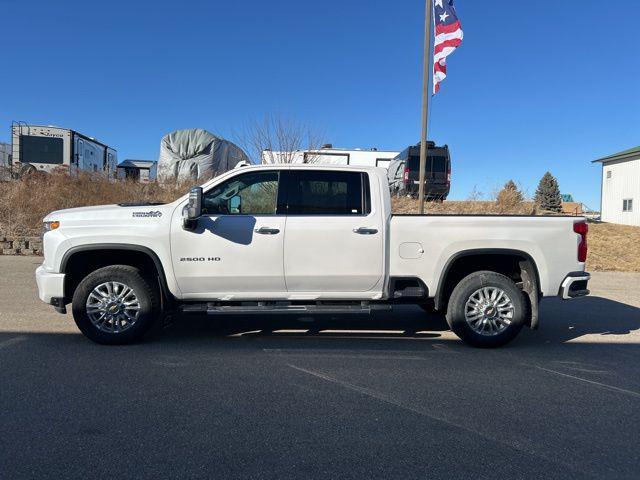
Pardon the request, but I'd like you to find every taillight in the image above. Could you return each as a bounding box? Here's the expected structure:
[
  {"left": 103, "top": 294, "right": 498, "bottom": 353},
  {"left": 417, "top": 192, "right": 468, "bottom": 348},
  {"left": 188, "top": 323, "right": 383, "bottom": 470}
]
[
  {"left": 574, "top": 221, "right": 588, "bottom": 262},
  {"left": 447, "top": 172, "right": 451, "bottom": 183},
  {"left": 403, "top": 167, "right": 409, "bottom": 183}
]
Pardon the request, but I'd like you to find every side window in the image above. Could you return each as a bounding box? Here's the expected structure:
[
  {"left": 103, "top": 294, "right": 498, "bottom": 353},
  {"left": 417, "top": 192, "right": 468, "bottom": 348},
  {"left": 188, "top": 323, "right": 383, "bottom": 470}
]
[
  {"left": 19, "top": 136, "right": 64, "bottom": 165},
  {"left": 623, "top": 199, "right": 633, "bottom": 212},
  {"left": 376, "top": 158, "right": 392, "bottom": 169},
  {"left": 286, "top": 170, "right": 370, "bottom": 215},
  {"left": 203, "top": 171, "right": 279, "bottom": 215}
]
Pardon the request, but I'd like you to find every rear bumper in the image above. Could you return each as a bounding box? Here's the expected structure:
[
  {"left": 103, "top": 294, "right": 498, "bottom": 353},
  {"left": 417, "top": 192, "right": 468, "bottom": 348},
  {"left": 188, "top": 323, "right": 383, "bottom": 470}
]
[
  {"left": 406, "top": 182, "right": 450, "bottom": 197},
  {"left": 35, "top": 265, "right": 65, "bottom": 304},
  {"left": 559, "top": 271, "right": 590, "bottom": 300}
]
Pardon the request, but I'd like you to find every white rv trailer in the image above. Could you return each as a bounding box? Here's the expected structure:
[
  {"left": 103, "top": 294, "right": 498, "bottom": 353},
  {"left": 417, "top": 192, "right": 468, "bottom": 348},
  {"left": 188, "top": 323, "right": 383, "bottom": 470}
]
[
  {"left": 262, "top": 145, "right": 400, "bottom": 169},
  {"left": 10, "top": 124, "right": 117, "bottom": 176}
]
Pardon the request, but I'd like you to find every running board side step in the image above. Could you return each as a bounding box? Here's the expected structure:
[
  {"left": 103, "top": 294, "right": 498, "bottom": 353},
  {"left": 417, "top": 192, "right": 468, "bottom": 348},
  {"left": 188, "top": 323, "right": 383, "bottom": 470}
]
[{"left": 180, "top": 302, "right": 392, "bottom": 315}]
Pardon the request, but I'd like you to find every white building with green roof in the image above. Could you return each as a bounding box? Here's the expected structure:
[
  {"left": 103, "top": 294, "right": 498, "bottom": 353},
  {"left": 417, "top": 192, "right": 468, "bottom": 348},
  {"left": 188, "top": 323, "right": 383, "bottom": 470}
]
[{"left": 593, "top": 146, "right": 640, "bottom": 226}]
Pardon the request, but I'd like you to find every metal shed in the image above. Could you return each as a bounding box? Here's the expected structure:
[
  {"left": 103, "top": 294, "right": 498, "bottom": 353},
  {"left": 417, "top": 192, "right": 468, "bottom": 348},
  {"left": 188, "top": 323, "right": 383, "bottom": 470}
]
[
  {"left": 117, "top": 159, "right": 158, "bottom": 183},
  {"left": 593, "top": 146, "right": 640, "bottom": 226}
]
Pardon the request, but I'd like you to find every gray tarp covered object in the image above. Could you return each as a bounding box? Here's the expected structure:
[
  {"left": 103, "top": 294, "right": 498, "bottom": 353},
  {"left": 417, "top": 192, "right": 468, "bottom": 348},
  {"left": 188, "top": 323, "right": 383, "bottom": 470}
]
[
  {"left": 157, "top": 129, "right": 251, "bottom": 183},
  {"left": 387, "top": 157, "right": 407, "bottom": 196}
]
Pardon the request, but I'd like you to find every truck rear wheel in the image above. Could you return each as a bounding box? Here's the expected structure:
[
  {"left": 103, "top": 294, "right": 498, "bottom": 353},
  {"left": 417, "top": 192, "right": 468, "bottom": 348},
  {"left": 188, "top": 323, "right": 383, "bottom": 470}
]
[
  {"left": 446, "top": 271, "right": 525, "bottom": 348},
  {"left": 71, "top": 265, "right": 160, "bottom": 345}
]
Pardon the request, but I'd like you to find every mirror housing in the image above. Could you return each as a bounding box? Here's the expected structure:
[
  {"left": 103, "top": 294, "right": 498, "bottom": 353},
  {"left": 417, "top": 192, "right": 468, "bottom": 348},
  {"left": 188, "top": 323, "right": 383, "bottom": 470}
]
[{"left": 183, "top": 187, "right": 203, "bottom": 230}]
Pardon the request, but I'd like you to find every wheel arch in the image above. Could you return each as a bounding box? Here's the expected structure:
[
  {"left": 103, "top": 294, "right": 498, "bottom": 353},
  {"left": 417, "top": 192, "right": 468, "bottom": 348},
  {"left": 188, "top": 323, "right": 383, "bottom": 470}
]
[
  {"left": 60, "top": 244, "right": 173, "bottom": 305},
  {"left": 434, "top": 248, "right": 541, "bottom": 327}
]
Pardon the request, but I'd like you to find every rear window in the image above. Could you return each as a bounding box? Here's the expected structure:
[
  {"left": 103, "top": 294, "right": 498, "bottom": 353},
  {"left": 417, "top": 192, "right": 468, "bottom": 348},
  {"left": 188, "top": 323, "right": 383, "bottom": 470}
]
[
  {"left": 407, "top": 154, "right": 448, "bottom": 173},
  {"left": 431, "top": 155, "right": 447, "bottom": 173},
  {"left": 20, "top": 136, "right": 64, "bottom": 164},
  {"left": 285, "top": 171, "right": 370, "bottom": 215}
]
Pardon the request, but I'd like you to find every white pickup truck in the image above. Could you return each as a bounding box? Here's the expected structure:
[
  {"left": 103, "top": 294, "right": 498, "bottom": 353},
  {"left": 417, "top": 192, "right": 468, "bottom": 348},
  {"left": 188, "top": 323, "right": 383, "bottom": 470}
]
[{"left": 36, "top": 165, "right": 590, "bottom": 347}]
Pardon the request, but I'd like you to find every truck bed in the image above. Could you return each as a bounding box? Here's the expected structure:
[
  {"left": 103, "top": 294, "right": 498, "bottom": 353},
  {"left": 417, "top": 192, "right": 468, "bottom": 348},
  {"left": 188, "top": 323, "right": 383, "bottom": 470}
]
[{"left": 389, "top": 214, "right": 583, "bottom": 297}]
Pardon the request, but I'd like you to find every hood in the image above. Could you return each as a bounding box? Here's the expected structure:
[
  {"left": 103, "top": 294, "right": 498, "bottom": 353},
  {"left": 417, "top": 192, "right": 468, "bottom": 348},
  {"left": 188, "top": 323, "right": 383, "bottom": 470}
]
[{"left": 43, "top": 202, "right": 177, "bottom": 225}]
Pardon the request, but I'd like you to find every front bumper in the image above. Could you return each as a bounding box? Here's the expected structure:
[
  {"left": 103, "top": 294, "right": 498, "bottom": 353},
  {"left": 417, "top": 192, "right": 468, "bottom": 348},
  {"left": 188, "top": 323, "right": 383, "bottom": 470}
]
[
  {"left": 559, "top": 271, "right": 590, "bottom": 300},
  {"left": 35, "top": 265, "right": 66, "bottom": 304}
]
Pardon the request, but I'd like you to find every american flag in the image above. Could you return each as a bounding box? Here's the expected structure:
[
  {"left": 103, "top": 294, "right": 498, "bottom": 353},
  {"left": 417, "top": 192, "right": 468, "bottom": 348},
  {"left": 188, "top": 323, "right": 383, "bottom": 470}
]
[{"left": 433, "top": 0, "right": 464, "bottom": 94}]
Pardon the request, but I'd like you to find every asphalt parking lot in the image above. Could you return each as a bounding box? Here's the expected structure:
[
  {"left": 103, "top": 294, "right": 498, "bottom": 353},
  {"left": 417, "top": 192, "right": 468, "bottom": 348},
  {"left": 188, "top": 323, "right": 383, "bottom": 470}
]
[{"left": 1, "top": 256, "right": 639, "bottom": 479}]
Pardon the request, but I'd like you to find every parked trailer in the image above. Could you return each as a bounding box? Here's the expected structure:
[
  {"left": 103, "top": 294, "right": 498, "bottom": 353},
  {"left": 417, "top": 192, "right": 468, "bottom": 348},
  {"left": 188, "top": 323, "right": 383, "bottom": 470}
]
[
  {"left": 262, "top": 145, "right": 400, "bottom": 169},
  {"left": 10, "top": 124, "right": 117, "bottom": 176}
]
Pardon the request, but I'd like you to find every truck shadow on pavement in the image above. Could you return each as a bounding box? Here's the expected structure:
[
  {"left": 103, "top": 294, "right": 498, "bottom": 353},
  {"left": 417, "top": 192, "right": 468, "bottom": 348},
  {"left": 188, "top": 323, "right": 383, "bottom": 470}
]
[{"left": 153, "top": 295, "right": 640, "bottom": 348}]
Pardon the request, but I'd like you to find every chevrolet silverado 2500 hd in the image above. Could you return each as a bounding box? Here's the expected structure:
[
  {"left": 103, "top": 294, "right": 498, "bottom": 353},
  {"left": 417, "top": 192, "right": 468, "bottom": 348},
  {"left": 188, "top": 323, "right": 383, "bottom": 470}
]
[{"left": 36, "top": 165, "right": 590, "bottom": 347}]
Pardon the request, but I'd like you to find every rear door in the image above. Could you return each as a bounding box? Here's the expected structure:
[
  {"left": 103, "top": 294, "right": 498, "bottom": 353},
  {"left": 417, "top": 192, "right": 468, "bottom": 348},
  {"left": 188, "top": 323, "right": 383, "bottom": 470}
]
[
  {"left": 74, "top": 138, "right": 84, "bottom": 173},
  {"left": 282, "top": 169, "right": 384, "bottom": 294},
  {"left": 429, "top": 153, "right": 449, "bottom": 183}
]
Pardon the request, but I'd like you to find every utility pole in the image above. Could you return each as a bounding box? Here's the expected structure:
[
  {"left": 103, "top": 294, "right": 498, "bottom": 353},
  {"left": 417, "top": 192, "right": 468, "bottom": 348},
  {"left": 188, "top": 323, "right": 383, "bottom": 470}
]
[{"left": 418, "top": 0, "right": 432, "bottom": 214}]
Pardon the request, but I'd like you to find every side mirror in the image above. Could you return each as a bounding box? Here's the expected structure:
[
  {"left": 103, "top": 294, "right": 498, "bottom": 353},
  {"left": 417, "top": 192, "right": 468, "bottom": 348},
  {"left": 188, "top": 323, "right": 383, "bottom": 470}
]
[
  {"left": 183, "top": 187, "right": 203, "bottom": 230},
  {"left": 229, "top": 195, "right": 241, "bottom": 214}
]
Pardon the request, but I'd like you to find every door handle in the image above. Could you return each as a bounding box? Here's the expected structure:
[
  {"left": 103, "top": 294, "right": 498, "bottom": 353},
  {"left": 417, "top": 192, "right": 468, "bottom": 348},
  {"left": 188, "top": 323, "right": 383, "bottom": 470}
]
[
  {"left": 254, "top": 227, "right": 280, "bottom": 235},
  {"left": 353, "top": 227, "right": 378, "bottom": 235}
]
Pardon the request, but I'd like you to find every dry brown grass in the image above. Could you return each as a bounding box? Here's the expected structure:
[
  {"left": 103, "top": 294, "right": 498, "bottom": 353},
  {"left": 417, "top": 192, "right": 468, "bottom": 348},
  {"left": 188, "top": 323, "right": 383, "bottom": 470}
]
[
  {"left": 587, "top": 222, "right": 640, "bottom": 272},
  {"left": 0, "top": 172, "right": 186, "bottom": 236},
  {"left": 391, "top": 197, "right": 538, "bottom": 215}
]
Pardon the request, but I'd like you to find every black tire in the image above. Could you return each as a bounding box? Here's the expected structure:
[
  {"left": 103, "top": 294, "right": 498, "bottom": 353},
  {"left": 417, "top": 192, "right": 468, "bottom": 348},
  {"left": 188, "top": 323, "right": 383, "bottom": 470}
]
[
  {"left": 446, "top": 271, "right": 525, "bottom": 348},
  {"left": 72, "top": 265, "right": 160, "bottom": 345}
]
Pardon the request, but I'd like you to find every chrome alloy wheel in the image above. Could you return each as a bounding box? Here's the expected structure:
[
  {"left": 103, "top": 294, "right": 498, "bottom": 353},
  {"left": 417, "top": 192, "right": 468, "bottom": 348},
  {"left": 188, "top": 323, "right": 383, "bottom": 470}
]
[
  {"left": 464, "top": 287, "right": 514, "bottom": 336},
  {"left": 86, "top": 282, "right": 141, "bottom": 333}
]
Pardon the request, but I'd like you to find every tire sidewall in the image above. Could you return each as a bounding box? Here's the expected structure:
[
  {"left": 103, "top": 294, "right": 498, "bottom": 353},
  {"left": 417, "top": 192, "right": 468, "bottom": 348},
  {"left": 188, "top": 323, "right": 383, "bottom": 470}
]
[
  {"left": 72, "top": 266, "right": 158, "bottom": 345},
  {"left": 446, "top": 271, "right": 526, "bottom": 348}
]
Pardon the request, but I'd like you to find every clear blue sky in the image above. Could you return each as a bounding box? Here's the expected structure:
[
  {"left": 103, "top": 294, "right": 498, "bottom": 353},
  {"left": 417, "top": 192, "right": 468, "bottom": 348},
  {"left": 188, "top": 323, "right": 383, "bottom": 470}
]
[{"left": 2, "top": 0, "right": 638, "bottom": 208}]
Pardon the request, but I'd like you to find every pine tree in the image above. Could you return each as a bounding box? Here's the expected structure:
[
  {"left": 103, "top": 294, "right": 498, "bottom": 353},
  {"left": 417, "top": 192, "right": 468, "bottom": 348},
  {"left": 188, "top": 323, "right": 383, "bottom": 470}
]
[
  {"left": 500, "top": 180, "right": 524, "bottom": 202},
  {"left": 496, "top": 180, "right": 524, "bottom": 211},
  {"left": 534, "top": 172, "right": 562, "bottom": 212}
]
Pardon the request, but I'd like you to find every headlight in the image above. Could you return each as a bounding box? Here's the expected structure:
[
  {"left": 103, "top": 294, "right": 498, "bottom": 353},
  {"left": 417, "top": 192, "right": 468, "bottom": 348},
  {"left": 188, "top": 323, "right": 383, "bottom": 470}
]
[{"left": 43, "top": 221, "right": 60, "bottom": 233}]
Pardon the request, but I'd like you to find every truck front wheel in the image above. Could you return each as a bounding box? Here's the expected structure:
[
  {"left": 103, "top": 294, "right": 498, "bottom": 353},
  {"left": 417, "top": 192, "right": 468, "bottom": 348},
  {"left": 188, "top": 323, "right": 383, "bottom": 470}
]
[
  {"left": 446, "top": 271, "right": 525, "bottom": 348},
  {"left": 71, "top": 265, "right": 160, "bottom": 345}
]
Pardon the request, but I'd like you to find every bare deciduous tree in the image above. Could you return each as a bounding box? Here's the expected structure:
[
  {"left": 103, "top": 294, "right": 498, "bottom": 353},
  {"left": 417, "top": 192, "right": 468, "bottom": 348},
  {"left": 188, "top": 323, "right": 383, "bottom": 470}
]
[{"left": 236, "top": 115, "right": 325, "bottom": 165}]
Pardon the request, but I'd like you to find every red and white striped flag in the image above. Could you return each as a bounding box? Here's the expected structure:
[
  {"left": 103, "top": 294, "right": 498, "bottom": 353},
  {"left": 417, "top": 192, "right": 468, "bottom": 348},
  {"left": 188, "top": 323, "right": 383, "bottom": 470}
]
[{"left": 433, "top": 0, "right": 464, "bottom": 94}]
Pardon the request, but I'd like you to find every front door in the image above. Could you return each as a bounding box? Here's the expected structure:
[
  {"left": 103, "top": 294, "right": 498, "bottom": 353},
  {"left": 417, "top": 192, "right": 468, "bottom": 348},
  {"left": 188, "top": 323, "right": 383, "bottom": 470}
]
[
  {"left": 282, "top": 169, "right": 384, "bottom": 295},
  {"left": 171, "top": 169, "right": 287, "bottom": 299}
]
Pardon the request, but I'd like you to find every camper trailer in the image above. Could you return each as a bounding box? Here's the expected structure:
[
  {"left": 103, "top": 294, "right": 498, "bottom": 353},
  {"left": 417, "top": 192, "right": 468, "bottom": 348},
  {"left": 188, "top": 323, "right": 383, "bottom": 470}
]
[
  {"left": 262, "top": 145, "right": 400, "bottom": 169},
  {"left": 10, "top": 124, "right": 117, "bottom": 176}
]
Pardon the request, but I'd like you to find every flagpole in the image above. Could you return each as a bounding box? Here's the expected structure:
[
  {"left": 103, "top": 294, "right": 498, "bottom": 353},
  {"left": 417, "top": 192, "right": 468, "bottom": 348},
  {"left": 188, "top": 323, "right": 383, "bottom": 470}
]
[{"left": 418, "top": 0, "right": 432, "bottom": 214}]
